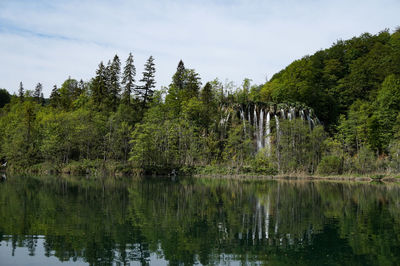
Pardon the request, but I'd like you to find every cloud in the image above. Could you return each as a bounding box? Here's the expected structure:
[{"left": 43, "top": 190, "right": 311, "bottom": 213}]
[{"left": 0, "top": 0, "right": 399, "bottom": 96}]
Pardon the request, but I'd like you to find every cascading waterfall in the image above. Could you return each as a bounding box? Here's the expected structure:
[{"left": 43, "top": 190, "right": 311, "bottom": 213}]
[
  {"left": 280, "top": 109, "right": 285, "bottom": 119},
  {"left": 253, "top": 106, "right": 257, "bottom": 134},
  {"left": 236, "top": 104, "right": 319, "bottom": 154},
  {"left": 275, "top": 115, "right": 280, "bottom": 142},
  {"left": 240, "top": 109, "right": 246, "bottom": 136},
  {"left": 307, "top": 113, "right": 312, "bottom": 129},
  {"left": 247, "top": 106, "right": 251, "bottom": 136},
  {"left": 258, "top": 109, "right": 264, "bottom": 151},
  {"left": 265, "top": 112, "right": 271, "bottom": 156}
]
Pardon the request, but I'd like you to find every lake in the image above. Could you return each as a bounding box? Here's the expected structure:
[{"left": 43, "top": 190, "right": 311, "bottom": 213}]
[{"left": 0, "top": 176, "right": 400, "bottom": 265}]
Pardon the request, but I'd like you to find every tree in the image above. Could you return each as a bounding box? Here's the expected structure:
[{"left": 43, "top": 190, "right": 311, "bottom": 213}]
[
  {"left": 368, "top": 74, "right": 400, "bottom": 152},
  {"left": 121, "top": 53, "right": 136, "bottom": 105},
  {"left": 172, "top": 60, "right": 186, "bottom": 91},
  {"left": 33, "top": 83, "right": 43, "bottom": 103},
  {"left": 59, "top": 78, "right": 79, "bottom": 110},
  {"left": 49, "top": 85, "right": 61, "bottom": 108},
  {"left": 91, "top": 62, "right": 107, "bottom": 108},
  {"left": 138, "top": 56, "right": 156, "bottom": 107},
  {"left": 108, "top": 54, "right": 121, "bottom": 110},
  {"left": 0, "top": 89, "right": 11, "bottom": 108},
  {"left": 18, "top": 82, "right": 24, "bottom": 102},
  {"left": 183, "top": 69, "right": 201, "bottom": 100}
]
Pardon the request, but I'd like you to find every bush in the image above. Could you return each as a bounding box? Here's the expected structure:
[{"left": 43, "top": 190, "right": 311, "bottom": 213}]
[
  {"left": 316, "top": 155, "right": 342, "bottom": 175},
  {"left": 354, "top": 146, "right": 376, "bottom": 174},
  {"left": 250, "top": 152, "right": 278, "bottom": 175}
]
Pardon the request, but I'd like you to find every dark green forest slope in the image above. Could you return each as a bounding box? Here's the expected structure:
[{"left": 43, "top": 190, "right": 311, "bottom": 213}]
[{"left": 1, "top": 29, "right": 400, "bottom": 176}]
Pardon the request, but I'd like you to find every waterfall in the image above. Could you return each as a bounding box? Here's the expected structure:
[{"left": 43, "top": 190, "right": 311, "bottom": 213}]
[
  {"left": 253, "top": 106, "right": 257, "bottom": 131},
  {"left": 265, "top": 112, "right": 271, "bottom": 156},
  {"left": 275, "top": 115, "right": 280, "bottom": 141},
  {"left": 253, "top": 106, "right": 258, "bottom": 152},
  {"left": 290, "top": 107, "right": 295, "bottom": 119},
  {"left": 258, "top": 109, "right": 264, "bottom": 151},
  {"left": 275, "top": 114, "right": 281, "bottom": 172},
  {"left": 247, "top": 106, "right": 251, "bottom": 135},
  {"left": 233, "top": 104, "right": 320, "bottom": 155},
  {"left": 307, "top": 113, "right": 312, "bottom": 129},
  {"left": 224, "top": 112, "right": 230, "bottom": 131},
  {"left": 240, "top": 109, "right": 246, "bottom": 135}
]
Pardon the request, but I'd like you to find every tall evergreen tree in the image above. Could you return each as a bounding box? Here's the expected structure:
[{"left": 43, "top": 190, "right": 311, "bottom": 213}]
[
  {"left": 50, "top": 85, "right": 61, "bottom": 108},
  {"left": 18, "top": 82, "right": 24, "bottom": 102},
  {"left": 91, "top": 62, "right": 107, "bottom": 107},
  {"left": 138, "top": 56, "right": 156, "bottom": 106},
  {"left": 40, "top": 92, "right": 45, "bottom": 106},
  {"left": 109, "top": 54, "right": 121, "bottom": 110},
  {"left": 184, "top": 69, "right": 201, "bottom": 99},
  {"left": 172, "top": 60, "right": 186, "bottom": 91},
  {"left": 121, "top": 53, "right": 136, "bottom": 105},
  {"left": 34, "top": 83, "right": 43, "bottom": 103}
]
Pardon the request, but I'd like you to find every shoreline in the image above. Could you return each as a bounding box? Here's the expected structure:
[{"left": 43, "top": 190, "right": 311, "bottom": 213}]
[
  {"left": 193, "top": 173, "right": 400, "bottom": 182},
  {"left": 2, "top": 168, "right": 400, "bottom": 183}
]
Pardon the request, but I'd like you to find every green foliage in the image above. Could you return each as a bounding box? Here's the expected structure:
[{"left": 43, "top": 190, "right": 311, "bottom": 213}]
[
  {"left": 316, "top": 155, "right": 342, "bottom": 175},
  {"left": 138, "top": 55, "right": 156, "bottom": 106},
  {"left": 121, "top": 52, "right": 136, "bottom": 105},
  {"left": 0, "top": 100, "right": 42, "bottom": 168},
  {"left": 277, "top": 120, "right": 326, "bottom": 173},
  {"left": 0, "top": 88, "right": 11, "bottom": 108},
  {"left": 353, "top": 146, "right": 377, "bottom": 174},
  {"left": 2, "top": 30, "right": 400, "bottom": 176},
  {"left": 250, "top": 151, "right": 277, "bottom": 175}
]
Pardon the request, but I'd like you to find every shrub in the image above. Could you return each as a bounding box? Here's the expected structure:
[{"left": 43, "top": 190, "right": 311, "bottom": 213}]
[{"left": 316, "top": 155, "right": 342, "bottom": 175}]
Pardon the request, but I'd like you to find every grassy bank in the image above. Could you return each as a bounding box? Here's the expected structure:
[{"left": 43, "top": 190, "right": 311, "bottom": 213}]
[
  {"left": 193, "top": 171, "right": 400, "bottom": 182},
  {"left": 4, "top": 165, "right": 400, "bottom": 183}
]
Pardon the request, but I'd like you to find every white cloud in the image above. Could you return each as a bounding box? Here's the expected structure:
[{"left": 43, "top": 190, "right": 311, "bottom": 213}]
[{"left": 0, "top": 0, "right": 399, "bottom": 96}]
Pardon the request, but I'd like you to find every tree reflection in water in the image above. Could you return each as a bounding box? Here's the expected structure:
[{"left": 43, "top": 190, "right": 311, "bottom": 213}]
[{"left": 1, "top": 176, "right": 400, "bottom": 265}]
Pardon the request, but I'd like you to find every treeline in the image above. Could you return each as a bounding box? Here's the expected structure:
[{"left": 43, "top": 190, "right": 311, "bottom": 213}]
[{"left": 1, "top": 29, "right": 400, "bottom": 176}]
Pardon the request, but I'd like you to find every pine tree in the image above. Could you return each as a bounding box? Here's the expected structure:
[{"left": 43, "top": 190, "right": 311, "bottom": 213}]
[
  {"left": 50, "top": 85, "right": 61, "bottom": 107},
  {"left": 19, "top": 82, "right": 24, "bottom": 102},
  {"left": 172, "top": 60, "right": 186, "bottom": 91},
  {"left": 34, "top": 83, "right": 43, "bottom": 103},
  {"left": 184, "top": 69, "right": 201, "bottom": 99},
  {"left": 121, "top": 53, "right": 136, "bottom": 105},
  {"left": 138, "top": 56, "right": 156, "bottom": 106},
  {"left": 91, "top": 62, "right": 107, "bottom": 107},
  {"left": 40, "top": 92, "right": 45, "bottom": 105},
  {"left": 109, "top": 54, "right": 121, "bottom": 109}
]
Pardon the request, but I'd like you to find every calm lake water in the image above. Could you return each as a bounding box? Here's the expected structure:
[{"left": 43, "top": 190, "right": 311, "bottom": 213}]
[{"left": 1, "top": 176, "right": 400, "bottom": 265}]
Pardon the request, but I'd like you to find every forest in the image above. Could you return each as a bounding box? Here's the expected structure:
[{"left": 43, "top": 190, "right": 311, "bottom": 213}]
[{"left": 1, "top": 29, "right": 400, "bottom": 177}]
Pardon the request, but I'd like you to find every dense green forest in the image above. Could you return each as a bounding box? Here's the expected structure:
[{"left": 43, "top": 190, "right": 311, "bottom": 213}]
[{"left": 1, "top": 29, "right": 400, "bottom": 176}]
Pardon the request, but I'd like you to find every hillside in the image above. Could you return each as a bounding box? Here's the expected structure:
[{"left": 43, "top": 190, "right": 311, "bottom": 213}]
[{"left": 1, "top": 29, "right": 400, "bottom": 176}]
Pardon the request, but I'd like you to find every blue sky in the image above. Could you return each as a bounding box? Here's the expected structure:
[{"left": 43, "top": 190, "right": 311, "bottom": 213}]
[{"left": 0, "top": 0, "right": 399, "bottom": 96}]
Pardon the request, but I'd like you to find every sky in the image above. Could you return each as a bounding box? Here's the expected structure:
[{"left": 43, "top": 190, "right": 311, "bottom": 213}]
[{"left": 0, "top": 0, "right": 399, "bottom": 96}]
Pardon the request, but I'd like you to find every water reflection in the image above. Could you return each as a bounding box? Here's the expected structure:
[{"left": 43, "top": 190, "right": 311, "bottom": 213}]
[{"left": 0, "top": 177, "right": 400, "bottom": 265}]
